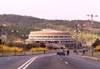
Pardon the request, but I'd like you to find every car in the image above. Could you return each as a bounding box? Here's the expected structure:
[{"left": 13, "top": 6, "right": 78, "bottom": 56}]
[{"left": 57, "top": 49, "right": 65, "bottom": 56}]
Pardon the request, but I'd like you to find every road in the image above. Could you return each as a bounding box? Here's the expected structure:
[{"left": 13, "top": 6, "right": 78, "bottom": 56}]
[{"left": 0, "top": 53, "right": 100, "bottom": 69}]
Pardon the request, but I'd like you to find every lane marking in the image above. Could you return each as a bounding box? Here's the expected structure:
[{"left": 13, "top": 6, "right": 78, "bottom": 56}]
[
  {"left": 65, "top": 62, "right": 68, "bottom": 64},
  {"left": 60, "top": 58, "right": 62, "bottom": 60},
  {"left": 18, "top": 57, "right": 34, "bottom": 69},
  {"left": 18, "top": 57, "right": 37, "bottom": 69},
  {"left": 8, "top": 58, "right": 10, "bottom": 60},
  {"left": 23, "top": 57, "right": 37, "bottom": 69},
  {"left": 18, "top": 54, "right": 55, "bottom": 69}
]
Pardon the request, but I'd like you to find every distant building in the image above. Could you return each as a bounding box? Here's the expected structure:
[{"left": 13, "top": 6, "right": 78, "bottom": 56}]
[
  {"left": 2, "top": 24, "right": 7, "bottom": 27},
  {"left": 0, "top": 34, "right": 7, "bottom": 43},
  {"left": 26, "top": 29, "right": 74, "bottom": 44}
]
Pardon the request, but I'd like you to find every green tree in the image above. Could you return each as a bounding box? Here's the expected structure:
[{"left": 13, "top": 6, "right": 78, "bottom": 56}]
[
  {"left": 40, "top": 41, "right": 46, "bottom": 48},
  {"left": 92, "top": 39, "right": 100, "bottom": 48}
]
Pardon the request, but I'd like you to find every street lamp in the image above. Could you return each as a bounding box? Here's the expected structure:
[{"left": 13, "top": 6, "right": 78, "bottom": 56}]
[
  {"left": 22, "top": 34, "right": 28, "bottom": 55},
  {"left": 87, "top": 14, "right": 98, "bottom": 56},
  {"left": 12, "top": 30, "right": 19, "bottom": 56},
  {"left": 77, "top": 24, "right": 86, "bottom": 47},
  {"left": 74, "top": 25, "right": 81, "bottom": 54},
  {"left": 77, "top": 23, "right": 86, "bottom": 55},
  {"left": 1, "top": 24, "right": 6, "bottom": 56}
]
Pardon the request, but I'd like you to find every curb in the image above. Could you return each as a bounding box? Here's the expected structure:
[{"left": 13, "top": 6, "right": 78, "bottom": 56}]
[
  {"left": 73, "top": 55, "right": 100, "bottom": 61},
  {"left": 0, "top": 52, "right": 56, "bottom": 57}
]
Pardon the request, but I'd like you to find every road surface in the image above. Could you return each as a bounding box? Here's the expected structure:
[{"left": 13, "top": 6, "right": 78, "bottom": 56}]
[{"left": 0, "top": 53, "right": 100, "bottom": 69}]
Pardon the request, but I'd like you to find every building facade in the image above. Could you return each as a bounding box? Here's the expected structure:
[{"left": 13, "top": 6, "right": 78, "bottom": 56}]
[{"left": 26, "top": 29, "right": 74, "bottom": 44}]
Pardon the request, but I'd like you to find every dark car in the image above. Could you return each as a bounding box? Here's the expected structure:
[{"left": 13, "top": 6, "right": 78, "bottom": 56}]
[
  {"left": 73, "top": 50, "right": 77, "bottom": 53},
  {"left": 57, "top": 49, "right": 65, "bottom": 56}
]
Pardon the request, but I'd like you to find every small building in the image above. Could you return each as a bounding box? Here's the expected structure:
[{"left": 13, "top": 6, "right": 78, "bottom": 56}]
[
  {"left": 0, "top": 34, "right": 7, "bottom": 44},
  {"left": 26, "top": 29, "right": 74, "bottom": 44}
]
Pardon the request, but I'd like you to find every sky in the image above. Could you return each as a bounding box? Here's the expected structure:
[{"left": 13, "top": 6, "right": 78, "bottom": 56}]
[{"left": 0, "top": 0, "right": 100, "bottom": 21}]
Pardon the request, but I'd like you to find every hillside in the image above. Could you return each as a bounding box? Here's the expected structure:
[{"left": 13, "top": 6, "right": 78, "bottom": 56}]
[
  {"left": 0, "top": 14, "right": 45, "bottom": 26},
  {"left": 0, "top": 14, "right": 100, "bottom": 29},
  {"left": 0, "top": 14, "right": 100, "bottom": 44}
]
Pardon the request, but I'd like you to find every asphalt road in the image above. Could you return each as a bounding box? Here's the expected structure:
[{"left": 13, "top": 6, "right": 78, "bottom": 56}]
[{"left": 0, "top": 53, "right": 100, "bottom": 69}]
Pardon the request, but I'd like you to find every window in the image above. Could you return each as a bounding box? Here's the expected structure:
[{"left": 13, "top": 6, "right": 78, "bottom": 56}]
[
  {"left": 43, "top": 36, "right": 47, "bottom": 38},
  {"left": 68, "top": 36, "right": 70, "bottom": 38},
  {"left": 60, "top": 36, "right": 63, "bottom": 38},
  {"left": 54, "top": 36, "right": 58, "bottom": 38},
  {"left": 48, "top": 36, "right": 53, "bottom": 38},
  {"left": 67, "top": 39, "right": 70, "bottom": 40},
  {"left": 38, "top": 36, "right": 42, "bottom": 38},
  {"left": 65, "top": 36, "right": 67, "bottom": 38},
  {"left": 34, "top": 36, "right": 37, "bottom": 38},
  {"left": 29, "top": 35, "right": 33, "bottom": 39}
]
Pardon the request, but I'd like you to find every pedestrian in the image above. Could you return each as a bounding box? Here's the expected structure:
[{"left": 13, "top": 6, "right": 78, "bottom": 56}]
[
  {"left": 44, "top": 50, "right": 45, "bottom": 53},
  {"left": 79, "top": 50, "right": 82, "bottom": 55},
  {"left": 67, "top": 50, "right": 70, "bottom": 56},
  {"left": 73, "top": 49, "right": 77, "bottom": 55},
  {"left": 83, "top": 50, "right": 85, "bottom": 55}
]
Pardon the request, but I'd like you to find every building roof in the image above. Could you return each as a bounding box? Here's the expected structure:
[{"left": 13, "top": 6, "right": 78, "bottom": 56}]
[{"left": 30, "top": 29, "right": 70, "bottom": 35}]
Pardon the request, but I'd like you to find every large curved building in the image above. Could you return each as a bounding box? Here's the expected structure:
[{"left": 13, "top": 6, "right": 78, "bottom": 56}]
[{"left": 26, "top": 29, "right": 74, "bottom": 44}]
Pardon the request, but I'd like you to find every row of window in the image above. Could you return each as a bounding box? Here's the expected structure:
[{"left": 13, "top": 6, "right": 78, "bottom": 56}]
[{"left": 29, "top": 35, "right": 71, "bottom": 39}]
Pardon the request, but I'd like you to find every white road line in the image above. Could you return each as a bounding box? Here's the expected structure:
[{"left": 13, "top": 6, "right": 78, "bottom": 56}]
[
  {"left": 17, "top": 57, "right": 37, "bottom": 69},
  {"left": 65, "top": 62, "right": 68, "bottom": 64},
  {"left": 18, "top": 54, "right": 55, "bottom": 69},
  {"left": 23, "top": 57, "right": 37, "bottom": 69},
  {"left": 18, "top": 57, "right": 33, "bottom": 69},
  {"left": 8, "top": 58, "right": 10, "bottom": 60},
  {"left": 60, "top": 58, "right": 62, "bottom": 60}
]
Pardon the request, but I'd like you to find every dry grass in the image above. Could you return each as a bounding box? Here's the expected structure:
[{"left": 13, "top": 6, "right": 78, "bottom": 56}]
[{"left": 85, "top": 51, "right": 100, "bottom": 56}]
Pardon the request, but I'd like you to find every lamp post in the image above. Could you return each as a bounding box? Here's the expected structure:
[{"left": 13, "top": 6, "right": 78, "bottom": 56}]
[
  {"left": 87, "top": 14, "right": 98, "bottom": 56},
  {"left": 77, "top": 24, "right": 86, "bottom": 47},
  {"left": 74, "top": 25, "right": 81, "bottom": 54},
  {"left": 77, "top": 24, "right": 86, "bottom": 55},
  {"left": 1, "top": 25, "right": 6, "bottom": 56},
  {"left": 12, "top": 30, "right": 19, "bottom": 56},
  {"left": 32, "top": 44, "right": 33, "bottom": 55},
  {"left": 22, "top": 34, "right": 27, "bottom": 55}
]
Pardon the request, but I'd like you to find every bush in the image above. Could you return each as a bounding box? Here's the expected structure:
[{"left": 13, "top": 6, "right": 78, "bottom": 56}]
[
  {"left": 94, "top": 45, "right": 100, "bottom": 51},
  {"left": 0, "top": 45, "right": 23, "bottom": 52},
  {"left": 30, "top": 47, "right": 49, "bottom": 52}
]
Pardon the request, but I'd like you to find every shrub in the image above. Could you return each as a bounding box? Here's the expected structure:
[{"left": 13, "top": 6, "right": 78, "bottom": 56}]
[
  {"left": 30, "top": 47, "right": 49, "bottom": 52},
  {"left": 0, "top": 45, "right": 23, "bottom": 52},
  {"left": 94, "top": 45, "right": 100, "bottom": 51}
]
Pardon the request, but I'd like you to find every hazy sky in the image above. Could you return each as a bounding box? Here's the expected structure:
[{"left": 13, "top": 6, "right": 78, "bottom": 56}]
[{"left": 0, "top": 0, "right": 100, "bottom": 21}]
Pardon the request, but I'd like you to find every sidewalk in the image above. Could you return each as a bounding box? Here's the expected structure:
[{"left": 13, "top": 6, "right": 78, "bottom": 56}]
[{"left": 73, "top": 54, "right": 100, "bottom": 61}]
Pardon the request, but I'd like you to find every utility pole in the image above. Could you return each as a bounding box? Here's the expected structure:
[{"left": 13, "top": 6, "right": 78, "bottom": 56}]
[
  {"left": 22, "top": 34, "right": 27, "bottom": 55},
  {"left": 87, "top": 14, "right": 98, "bottom": 56},
  {"left": 74, "top": 24, "right": 80, "bottom": 55},
  {"left": 12, "top": 30, "right": 19, "bottom": 56},
  {"left": 1, "top": 25, "right": 6, "bottom": 56},
  {"left": 77, "top": 24, "right": 86, "bottom": 48}
]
